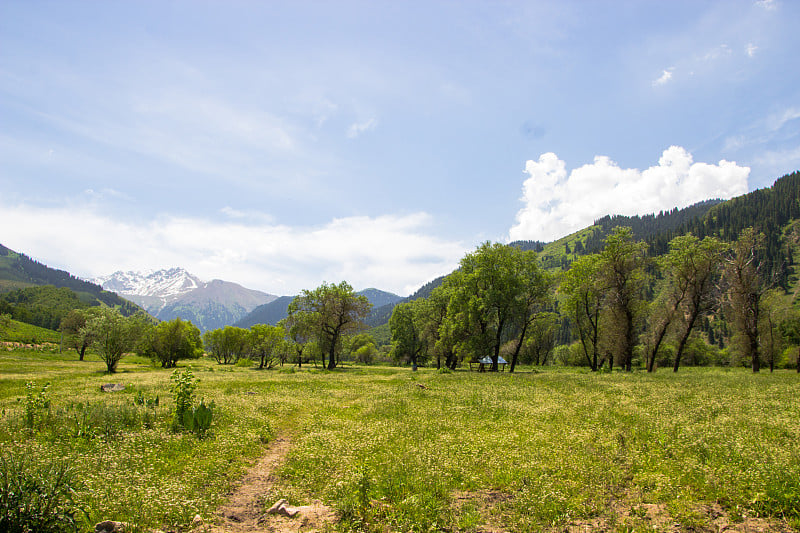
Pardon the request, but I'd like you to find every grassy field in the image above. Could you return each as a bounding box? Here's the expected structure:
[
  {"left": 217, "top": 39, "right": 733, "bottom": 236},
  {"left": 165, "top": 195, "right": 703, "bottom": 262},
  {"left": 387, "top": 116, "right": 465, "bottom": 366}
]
[
  {"left": 0, "top": 350, "right": 798, "bottom": 532},
  {"left": 0, "top": 317, "right": 61, "bottom": 344}
]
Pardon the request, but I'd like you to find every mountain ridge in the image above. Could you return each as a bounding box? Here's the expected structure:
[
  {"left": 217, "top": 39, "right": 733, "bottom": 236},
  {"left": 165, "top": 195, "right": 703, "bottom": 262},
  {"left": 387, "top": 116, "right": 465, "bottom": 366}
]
[
  {"left": 235, "top": 288, "right": 403, "bottom": 328},
  {"left": 93, "top": 268, "right": 277, "bottom": 331}
]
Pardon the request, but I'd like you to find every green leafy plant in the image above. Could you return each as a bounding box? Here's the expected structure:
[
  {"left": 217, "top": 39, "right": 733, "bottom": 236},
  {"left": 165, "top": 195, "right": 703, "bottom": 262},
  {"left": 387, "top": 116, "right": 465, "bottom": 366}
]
[
  {"left": 0, "top": 451, "right": 81, "bottom": 532},
  {"left": 183, "top": 398, "right": 215, "bottom": 437},
  {"left": 21, "top": 381, "right": 50, "bottom": 429},
  {"left": 170, "top": 368, "right": 197, "bottom": 431},
  {"left": 170, "top": 368, "right": 213, "bottom": 436}
]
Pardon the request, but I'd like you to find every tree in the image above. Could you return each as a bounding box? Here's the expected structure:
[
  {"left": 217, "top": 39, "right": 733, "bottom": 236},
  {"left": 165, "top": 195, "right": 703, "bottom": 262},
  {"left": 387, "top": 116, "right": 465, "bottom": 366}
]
[
  {"left": 390, "top": 302, "right": 425, "bottom": 370},
  {"left": 519, "top": 312, "right": 558, "bottom": 366},
  {"left": 248, "top": 324, "right": 286, "bottom": 369},
  {"left": 646, "top": 235, "right": 726, "bottom": 372},
  {"left": 286, "top": 281, "right": 371, "bottom": 370},
  {"left": 143, "top": 318, "right": 203, "bottom": 368},
  {"left": 507, "top": 253, "right": 552, "bottom": 372},
  {"left": 778, "top": 310, "right": 800, "bottom": 373},
  {"left": 598, "top": 227, "right": 648, "bottom": 371},
  {"left": 760, "top": 289, "right": 788, "bottom": 373},
  {"left": 347, "top": 333, "right": 379, "bottom": 365},
  {"left": 725, "top": 228, "right": 772, "bottom": 372},
  {"left": 560, "top": 254, "right": 604, "bottom": 371},
  {"left": 415, "top": 283, "right": 456, "bottom": 369},
  {"left": 82, "top": 308, "right": 146, "bottom": 372},
  {"left": 59, "top": 309, "right": 94, "bottom": 361},
  {"left": 445, "top": 242, "right": 522, "bottom": 371},
  {"left": 279, "top": 313, "right": 316, "bottom": 368},
  {"left": 202, "top": 326, "right": 250, "bottom": 364}
]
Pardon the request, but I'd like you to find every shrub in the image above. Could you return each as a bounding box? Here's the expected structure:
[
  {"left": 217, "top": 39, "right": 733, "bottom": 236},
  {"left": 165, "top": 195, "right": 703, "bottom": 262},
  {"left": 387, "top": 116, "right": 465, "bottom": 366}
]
[
  {"left": 0, "top": 451, "right": 80, "bottom": 532},
  {"left": 235, "top": 357, "right": 254, "bottom": 368}
]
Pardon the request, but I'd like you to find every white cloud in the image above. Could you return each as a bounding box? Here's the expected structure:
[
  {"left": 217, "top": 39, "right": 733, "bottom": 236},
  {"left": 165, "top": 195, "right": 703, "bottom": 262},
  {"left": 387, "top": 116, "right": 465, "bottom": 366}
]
[
  {"left": 508, "top": 146, "right": 750, "bottom": 242},
  {"left": 0, "top": 204, "right": 465, "bottom": 297},
  {"left": 652, "top": 69, "right": 673, "bottom": 86},
  {"left": 755, "top": 145, "right": 800, "bottom": 176},
  {"left": 699, "top": 44, "right": 732, "bottom": 62},
  {"left": 766, "top": 107, "right": 800, "bottom": 132},
  {"left": 746, "top": 43, "right": 758, "bottom": 57},
  {"left": 347, "top": 118, "right": 378, "bottom": 138},
  {"left": 756, "top": 0, "right": 777, "bottom": 10}
]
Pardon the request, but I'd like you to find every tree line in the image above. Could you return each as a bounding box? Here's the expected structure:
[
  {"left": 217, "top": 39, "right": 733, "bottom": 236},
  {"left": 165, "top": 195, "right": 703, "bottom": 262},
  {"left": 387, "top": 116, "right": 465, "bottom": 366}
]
[
  {"left": 54, "top": 224, "right": 800, "bottom": 375},
  {"left": 389, "top": 227, "right": 800, "bottom": 374},
  {"left": 57, "top": 281, "right": 376, "bottom": 372}
]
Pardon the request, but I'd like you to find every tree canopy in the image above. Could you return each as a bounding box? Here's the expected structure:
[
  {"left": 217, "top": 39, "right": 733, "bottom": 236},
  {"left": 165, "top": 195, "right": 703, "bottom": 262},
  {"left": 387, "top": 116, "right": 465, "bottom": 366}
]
[{"left": 286, "top": 281, "right": 371, "bottom": 370}]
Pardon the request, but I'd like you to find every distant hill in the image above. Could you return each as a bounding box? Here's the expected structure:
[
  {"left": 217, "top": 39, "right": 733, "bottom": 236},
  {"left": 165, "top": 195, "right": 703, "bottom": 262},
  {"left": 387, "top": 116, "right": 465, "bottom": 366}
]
[
  {"left": 234, "top": 295, "right": 294, "bottom": 328},
  {"left": 359, "top": 288, "right": 404, "bottom": 309},
  {"left": 0, "top": 243, "right": 141, "bottom": 317},
  {"left": 235, "top": 288, "right": 402, "bottom": 328},
  {"left": 94, "top": 269, "right": 276, "bottom": 332}
]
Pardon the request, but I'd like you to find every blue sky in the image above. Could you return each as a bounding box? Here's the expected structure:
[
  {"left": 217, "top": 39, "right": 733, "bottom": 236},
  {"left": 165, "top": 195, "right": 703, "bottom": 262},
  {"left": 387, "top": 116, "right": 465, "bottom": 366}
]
[{"left": 1, "top": 0, "right": 798, "bottom": 296}]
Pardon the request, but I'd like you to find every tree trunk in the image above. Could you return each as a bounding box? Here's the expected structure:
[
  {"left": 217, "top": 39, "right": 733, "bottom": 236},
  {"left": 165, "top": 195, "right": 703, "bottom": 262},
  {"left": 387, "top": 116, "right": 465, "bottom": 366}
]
[
  {"left": 649, "top": 320, "right": 670, "bottom": 373},
  {"left": 624, "top": 308, "right": 634, "bottom": 372},
  {"left": 796, "top": 347, "right": 799, "bottom": 373},
  {"left": 79, "top": 345, "right": 86, "bottom": 361},
  {"left": 447, "top": 351, "right": 458, "bottom": 370},
  {"left": 751, "top": 334, "right": 760, "bottom": 372},
  {"left": 327, "top": 345, "right": 336, "bottom": 370},
  {"left": 510, "top": 320, "right": 531, "bottom": 373},
  {"left": 673, "top": 310, "right": 700, "bottom": 373}
]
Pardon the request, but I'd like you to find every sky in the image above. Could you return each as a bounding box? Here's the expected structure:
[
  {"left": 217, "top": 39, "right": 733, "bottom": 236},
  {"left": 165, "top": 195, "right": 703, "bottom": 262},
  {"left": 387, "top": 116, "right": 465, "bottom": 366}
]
[{"left": 1, "top": 0, "right": 799, "bottom": 296}]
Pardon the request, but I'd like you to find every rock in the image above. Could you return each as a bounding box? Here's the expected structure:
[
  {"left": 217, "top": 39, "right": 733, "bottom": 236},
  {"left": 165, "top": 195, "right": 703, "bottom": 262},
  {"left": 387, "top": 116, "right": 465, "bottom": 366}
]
[
  {"left": 267, "top": 498, "right": 301, "bottom": 518},
  {"left": 279, "top": 505, "right": 300, "bottom": 518},
  {"left": 100, "top": 383, "right": 125, "bottom": 392},
  {"left": 95, "top": 521, "right": 127, "bottom": 533},
  {"left": 190, "top": 514, "right": 204, "bottom": 528},
  {"left": 267, "top": 498, "right": 288, "bottom": 514}
]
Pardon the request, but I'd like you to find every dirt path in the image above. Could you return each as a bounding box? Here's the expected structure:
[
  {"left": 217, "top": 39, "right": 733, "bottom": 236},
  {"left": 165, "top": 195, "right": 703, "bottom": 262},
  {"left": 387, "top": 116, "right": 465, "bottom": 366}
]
[{"left": 202, "top": 436, "right": 336, "bottom": 533}]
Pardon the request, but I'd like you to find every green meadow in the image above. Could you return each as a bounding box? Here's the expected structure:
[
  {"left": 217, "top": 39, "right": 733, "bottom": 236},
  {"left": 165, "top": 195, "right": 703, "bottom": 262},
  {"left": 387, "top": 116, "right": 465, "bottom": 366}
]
[{"left": 0, "top": 350, "right": 798, "bottom": 532}]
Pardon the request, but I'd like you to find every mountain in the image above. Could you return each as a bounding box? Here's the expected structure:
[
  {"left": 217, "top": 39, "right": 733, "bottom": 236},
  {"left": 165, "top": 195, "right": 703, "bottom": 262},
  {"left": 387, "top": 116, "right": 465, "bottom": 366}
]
[
  {"left": 235, "top": 288, "right": 403, "bottom": 328},
  {"left": 92, "top": 267, "right": 202, "bottom": 300},
  {"left": 360, "top": 288, "right": 404, "bottom": 308},
  {"left": 234, "top": 296, "right": 294, "bottom": 328},
  {"left": 0, "top": 243, "right": 141, "bottom": 317},
  {"left": 94, "top": 269, "right": 276, "bottom": 332}
]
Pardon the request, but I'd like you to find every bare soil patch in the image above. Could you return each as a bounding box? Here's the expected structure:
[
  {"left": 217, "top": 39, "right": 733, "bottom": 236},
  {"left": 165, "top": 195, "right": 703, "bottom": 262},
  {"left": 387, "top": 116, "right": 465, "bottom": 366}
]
[
  {"left": 201, "top": 436, "right": 337, "bottom": 533},
  {"left": 451, "top": 489, "right": 513, "bottom": 533},
  {"left": 564, "top": 499, "right": 797, "bottom": 532}
]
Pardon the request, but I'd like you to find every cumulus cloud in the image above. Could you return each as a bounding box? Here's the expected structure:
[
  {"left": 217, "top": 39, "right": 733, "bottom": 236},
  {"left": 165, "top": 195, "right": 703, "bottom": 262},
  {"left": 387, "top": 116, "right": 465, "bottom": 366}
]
[
  {"left": 0, "top": 205, "right": 466, "bottom": 297},
  {"left": 508, "top": 146, "right": 750, "bottom": 242},
  {"left": 652, "top": 69, "right": 673, "bottom": 86},
  {"left": 347, "top": 118, "right": 378, "bottom": 138}
]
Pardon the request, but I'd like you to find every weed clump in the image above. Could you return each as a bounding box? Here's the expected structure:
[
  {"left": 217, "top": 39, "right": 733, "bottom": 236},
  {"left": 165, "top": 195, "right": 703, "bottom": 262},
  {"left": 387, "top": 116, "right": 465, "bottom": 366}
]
[
  {"left": 0, "top": 451, "right": 80, "bottom": 532},
  {"left": 170, "top": 368, "right": 214, "bottom": 437}
]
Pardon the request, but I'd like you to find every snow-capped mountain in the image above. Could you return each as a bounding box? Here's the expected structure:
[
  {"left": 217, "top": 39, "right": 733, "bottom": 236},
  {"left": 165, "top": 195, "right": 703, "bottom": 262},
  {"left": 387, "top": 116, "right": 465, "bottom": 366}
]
[
  {"left": 92, "top": 268, "right": 277, "bottom": 332},
  {"left": 92, "top": 267, "right": 202, "bottom": 299}
]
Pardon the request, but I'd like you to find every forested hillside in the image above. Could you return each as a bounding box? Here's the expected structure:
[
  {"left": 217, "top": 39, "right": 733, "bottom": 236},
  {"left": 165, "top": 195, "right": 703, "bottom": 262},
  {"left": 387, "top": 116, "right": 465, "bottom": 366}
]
[
  {"left": 0, "top": 285, "right": 87, "bottom": 330},
  {"left": 0, "top": 244, "right": 142, "bottom": 330}
]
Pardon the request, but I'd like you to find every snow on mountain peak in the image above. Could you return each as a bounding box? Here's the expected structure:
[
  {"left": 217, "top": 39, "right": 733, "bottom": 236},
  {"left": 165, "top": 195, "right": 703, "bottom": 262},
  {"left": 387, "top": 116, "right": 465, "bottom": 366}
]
[{"left": 92, "top": 268, "right": 205, "bottom": 298}]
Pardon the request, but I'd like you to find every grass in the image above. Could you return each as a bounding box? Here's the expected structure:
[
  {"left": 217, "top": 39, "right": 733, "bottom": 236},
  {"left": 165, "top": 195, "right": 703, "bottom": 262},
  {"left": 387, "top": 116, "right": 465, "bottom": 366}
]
[
  {"left": 0, "top": 318, "right": 60, "bottom": 344},
  {"left": 0, "top": 350, "right": 798, "bottom": 532}
]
